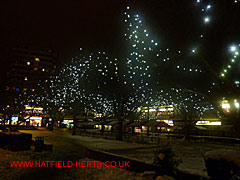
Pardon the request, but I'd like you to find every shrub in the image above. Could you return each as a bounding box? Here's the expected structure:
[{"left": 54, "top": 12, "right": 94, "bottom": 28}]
[{"left": 153, "top": 146, "right": 182, "bottom": 176}]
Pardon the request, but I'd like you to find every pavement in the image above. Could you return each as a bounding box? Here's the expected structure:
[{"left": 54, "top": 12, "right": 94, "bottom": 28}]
[
  {"left": 12, "top": 128, "right": 153, "bottom": 180},
  {"left": 18, "top": 128, "right": 240, "bottom": 178},
  {"left": 21, "top": 127, "right": 157, "bottom": 151}
]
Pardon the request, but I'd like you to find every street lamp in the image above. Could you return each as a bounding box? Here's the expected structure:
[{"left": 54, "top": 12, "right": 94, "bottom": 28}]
[
  {"left": 234, "top": 99, "right": 239, "bottom": 109},
  {"left": 206, "top": 5, "right": 212, "bottom": 10},
  {"left": 204, "top": 17, "right": 210, "bottom": 23},
  {"left": 230, "top": 45, "right": 237, "bottom": 52}
]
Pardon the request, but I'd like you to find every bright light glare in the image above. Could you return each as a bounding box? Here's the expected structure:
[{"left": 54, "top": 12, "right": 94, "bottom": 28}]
[
  {"left": 231, "top": 46, "right": 237, "bottom": 52},
  {"left": 192, "top": 49, "right": 196, "bottom": 53},
  {"left": 222, "top": 101, "right": 230, "bottom": 109},
  {"left": 206, "top": 5, "right": 211, "bottom": 9},
  {"left": 204, "top": 17, "right": 210, "bottom": 23},
  {"left": 234, "top": 100, "right": 239, "bottom": 109}
]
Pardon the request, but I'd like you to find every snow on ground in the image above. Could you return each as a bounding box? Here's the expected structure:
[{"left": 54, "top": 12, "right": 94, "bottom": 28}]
[
  {"left": 0, "top": 148, "right": 141, "bottom": 180},
  {"left": 106, "top": 139, "right": 240, "bottom": 176},
  {"left": 204, "top": 149, "right": 240, "bottom": 167},
  {"left": 0, "top": 128, "right": 146, "bottom": 180},
  {"left": 16, "top": 128, "right": 240, "bottom": 178},
  {"left": 0, "top": 148, "right": 53, "bottom": 180},
  {"left": 55, "top": 158, "right": 142, "bottom": 180}
]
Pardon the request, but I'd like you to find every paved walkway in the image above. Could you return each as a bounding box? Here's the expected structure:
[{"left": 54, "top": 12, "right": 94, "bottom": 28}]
[
  {"left": 20, "top": 128, "right": 157, "bottom": 152},
  {"left": 19, "top": 128, "right": 240, "bottom": 177}
]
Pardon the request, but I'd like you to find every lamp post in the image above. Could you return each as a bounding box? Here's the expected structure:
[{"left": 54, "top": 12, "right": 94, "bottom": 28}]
[
  {"left": 234, "top": 99, "right": 239, "bottom": 116},
  {"left": 147, "top": 102, "right": 150, "bottom": 136}
]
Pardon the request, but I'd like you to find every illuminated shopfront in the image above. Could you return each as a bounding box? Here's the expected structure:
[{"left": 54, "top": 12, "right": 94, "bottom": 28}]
[
  {"left": 25, "top": 116, "right": 42, "bottom": 126},
  {"left": 138, "top": 105, "right": 174, "bottom": 119},
  {"left": 62, "top": 119, "right": 74, "bottom": 128},
  {"left": 23, "top": 105, "right": 43, "bottom": 126},
  {"left": 222, "top": 100, "right": 230, "bottom": 113},
  {"left": 196, "top": 121, "right": 221, "bottom": 126},
  {"left": 11, "top": 116, "right": 19, "bottom": 125},
  {"left": 25, "top": 105, "right": 43, "bottom": 114},
  {"left": 156, "top": 120, "right": 174, "bottom": 126},
  {"left": 138, "top": 104, "right": 222, "bottom": 127}
]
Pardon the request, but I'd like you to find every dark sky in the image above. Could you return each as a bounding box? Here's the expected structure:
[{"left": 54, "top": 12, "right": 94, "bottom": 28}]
[{"left": 0, "top": 0, "right": 240, "bottom": 67}]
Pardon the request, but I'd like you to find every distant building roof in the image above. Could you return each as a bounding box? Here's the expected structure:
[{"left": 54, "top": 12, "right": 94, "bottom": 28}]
[{"left": 127, "top": 120, "right": 148, "bottom": 127}]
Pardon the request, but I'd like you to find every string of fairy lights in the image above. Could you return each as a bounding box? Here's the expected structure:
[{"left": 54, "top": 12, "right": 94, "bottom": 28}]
[
  {"left": 172, "top": 0, "right": 212, "bottom": 74},
  {"left": 124, "top": 6, "right": 156, "bottom": 104},
  {"left": 220, "top": 44, "right": 240, "bottom": 78},
  {"left": 25, "top": 0, "right": 240, "bottom": 119}
]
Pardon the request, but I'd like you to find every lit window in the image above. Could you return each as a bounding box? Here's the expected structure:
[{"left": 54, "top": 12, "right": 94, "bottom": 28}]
[
  {"left": 27, "top": 62, "right": 31, "bottom": 65},
  {"left": 35, "top": 58, "right": 40, "bottom": 62},
  {"left": 42, "top": 68, "right": 45, "bottom": 72},
  {"left": 24, "top": 77, "right": 28, "bottom": 81},
  {"left": 34, "top": 67, "right": 38, "bottom": 71}
]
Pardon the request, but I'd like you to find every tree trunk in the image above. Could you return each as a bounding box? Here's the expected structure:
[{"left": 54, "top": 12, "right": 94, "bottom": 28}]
[
  {"left": 2, "top": 116, "right": 6, "bottom": 131},
  {"left": 184, "top": 125, "right": 191, "bottom": 140},
  {"left": 100, "top": 117, "right": 106, "bottom": 133},
  {"left": 9, "top": 115, "right": 12, "bottom": 132},
  {"left": 101, "top": 124, "right": 105, "bottom": 133},
  {"left": 147, "top": 126, "right": 150, "bottom": 136},
  {"left": 49, "top": 115, "right": 54, "bottom": 131},
  {"left": 16, "top": 116, "right": 23, "bottom": 131},
  {"left": 132, "top": 126, "right": 135, "bottom": 134},
  {"left": 116, "top": 118, "right": 123, "bottom": 141},
  {"left": 72, "top": 115, "right": 77, "bottom": 135},
  {"left": 59, "top": 116, "right": 64, "bottom": 128}
]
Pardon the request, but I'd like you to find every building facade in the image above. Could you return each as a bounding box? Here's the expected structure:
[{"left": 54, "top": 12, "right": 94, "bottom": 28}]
[
  {"left": 6, "top": 47, "right": 57, "bottom": 92},
  {"left": 0, "top": 47, "right": 57, "bottom": 126}
]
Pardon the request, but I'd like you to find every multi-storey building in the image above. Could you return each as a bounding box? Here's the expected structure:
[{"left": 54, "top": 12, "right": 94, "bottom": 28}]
[
  {"left": 1, "top": 47, "right": 57, "bottom": 126},
  {"left": 6, "top": 47, "right": 57, "bottom": 91}
]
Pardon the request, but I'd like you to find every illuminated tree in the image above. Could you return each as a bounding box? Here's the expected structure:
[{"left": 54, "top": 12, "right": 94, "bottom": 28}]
[
  {"left": 36, "top": 1, "right": 240, "bottom": 139},
  {"left": 47, "top": 6, "right": 163, "bottom": 139},
  {"left": 152, "top": 88, "right": 219, "bottom": 139}
]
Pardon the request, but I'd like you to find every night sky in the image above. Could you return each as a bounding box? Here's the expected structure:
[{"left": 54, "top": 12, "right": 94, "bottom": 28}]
[{"left": 0, "top": 0, "right": 240, "bottom": 69}]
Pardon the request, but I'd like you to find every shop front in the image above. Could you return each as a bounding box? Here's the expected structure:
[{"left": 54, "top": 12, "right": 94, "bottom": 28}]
[{"left": 25, "top": 116, "right": 42, "bottom": 127}]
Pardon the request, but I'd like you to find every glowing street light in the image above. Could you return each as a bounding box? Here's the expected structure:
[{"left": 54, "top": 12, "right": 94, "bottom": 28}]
[
  {"left": 206, "top": 5, "right": 212, "bottom": 10},
  {"left": 192, "top": 48, "right": 197, "bottom": 54},
  {"left": 230, "top": 45, "right": 237, "bottom": 52},
  {"left": 204, "top": 17, "right": 210, "bottom": 23},
  {"left": 222, "top": 100, "right": 230, "bottom": 113},
  {"left": 234, "top": 99, "right": 239, "bottom": 109}
]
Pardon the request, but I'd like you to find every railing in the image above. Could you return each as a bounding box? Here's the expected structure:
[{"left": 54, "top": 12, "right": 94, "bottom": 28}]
[
  {"left": 76, "top": 129, "right": 174, "bottom": 145},
  {"left": 75, "top": 128, "right": 240, "bottom": 144}
]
